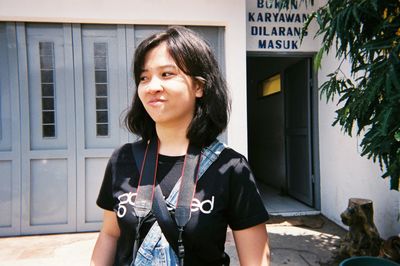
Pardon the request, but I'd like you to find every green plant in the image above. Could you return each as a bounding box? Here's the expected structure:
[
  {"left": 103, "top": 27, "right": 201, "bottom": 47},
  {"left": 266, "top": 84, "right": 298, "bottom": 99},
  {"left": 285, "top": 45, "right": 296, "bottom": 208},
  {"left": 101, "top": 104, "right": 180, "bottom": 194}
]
[{"left": 282, "top": 0, "right": 400, "bottom": 189}]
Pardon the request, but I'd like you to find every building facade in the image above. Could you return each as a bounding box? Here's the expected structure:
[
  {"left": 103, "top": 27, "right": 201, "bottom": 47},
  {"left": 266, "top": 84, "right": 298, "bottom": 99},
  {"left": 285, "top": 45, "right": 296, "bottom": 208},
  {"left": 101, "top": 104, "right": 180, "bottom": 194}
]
[{"left": 0, "top": 0, "right": 399, "bottom": 239}]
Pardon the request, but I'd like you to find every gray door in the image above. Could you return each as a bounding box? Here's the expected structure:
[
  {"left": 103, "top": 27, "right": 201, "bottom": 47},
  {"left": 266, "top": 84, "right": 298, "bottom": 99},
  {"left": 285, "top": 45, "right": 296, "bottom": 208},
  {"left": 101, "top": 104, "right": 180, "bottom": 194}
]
[
  {"left": 0, "top": 23, "right": 21, "bottom": 236},
  {"left": 75, "top": 24, "right": 131, "bottom": 231},
  {"left": 284, "top": 58, "right": 313, "bottom": 206},
  {"left": 18, "top": 23, "right": 77, "bottom": 234}
]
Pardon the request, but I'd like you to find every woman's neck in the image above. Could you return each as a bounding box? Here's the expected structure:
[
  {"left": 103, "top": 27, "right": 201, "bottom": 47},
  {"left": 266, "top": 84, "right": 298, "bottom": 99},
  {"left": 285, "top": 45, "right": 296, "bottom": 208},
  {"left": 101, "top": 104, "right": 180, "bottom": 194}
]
[{"left": 156, "top": 124, "right": 189, "bottom": 156}]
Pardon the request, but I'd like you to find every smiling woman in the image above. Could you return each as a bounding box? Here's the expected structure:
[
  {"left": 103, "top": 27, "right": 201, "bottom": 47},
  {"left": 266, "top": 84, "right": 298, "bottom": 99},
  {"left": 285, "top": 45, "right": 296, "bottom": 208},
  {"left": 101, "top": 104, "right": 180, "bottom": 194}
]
[{"left": 91, "top": 26, "right": 271, "bottom": 266}]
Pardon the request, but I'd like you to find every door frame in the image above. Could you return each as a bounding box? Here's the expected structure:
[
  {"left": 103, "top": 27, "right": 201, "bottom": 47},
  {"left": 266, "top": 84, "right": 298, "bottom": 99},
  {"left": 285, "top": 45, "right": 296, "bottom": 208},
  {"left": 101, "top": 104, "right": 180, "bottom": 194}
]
[{"left": 246, "top": 51, "right": 321, "bottom": 210}]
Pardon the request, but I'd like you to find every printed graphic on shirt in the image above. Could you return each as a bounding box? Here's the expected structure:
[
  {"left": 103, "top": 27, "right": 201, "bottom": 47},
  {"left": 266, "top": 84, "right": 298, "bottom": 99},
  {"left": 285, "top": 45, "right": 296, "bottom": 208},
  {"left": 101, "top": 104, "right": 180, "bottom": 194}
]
[
  {"left": 116, "top": 192, "right": 214, "bottom": 218},
  {"left": 117, "top": 192, "right": 137, "bottom": 218},
  {"left": 191, "top": 196, "right": 214, "bottom": 214}
]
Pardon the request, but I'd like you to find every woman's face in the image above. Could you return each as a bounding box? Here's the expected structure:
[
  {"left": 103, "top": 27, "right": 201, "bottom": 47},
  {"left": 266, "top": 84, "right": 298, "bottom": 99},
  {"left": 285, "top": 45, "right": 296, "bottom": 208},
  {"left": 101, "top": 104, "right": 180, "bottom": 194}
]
[{"left": 138, "top": 42, "right": 203, "bottom": 128}]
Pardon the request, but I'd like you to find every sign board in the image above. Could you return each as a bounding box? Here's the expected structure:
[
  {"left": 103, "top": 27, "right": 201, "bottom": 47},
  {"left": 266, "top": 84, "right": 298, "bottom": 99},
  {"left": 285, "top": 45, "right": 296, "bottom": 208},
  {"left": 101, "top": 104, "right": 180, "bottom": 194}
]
[{"left": 247, "top": 0, "right": 319, "bottom": 52}]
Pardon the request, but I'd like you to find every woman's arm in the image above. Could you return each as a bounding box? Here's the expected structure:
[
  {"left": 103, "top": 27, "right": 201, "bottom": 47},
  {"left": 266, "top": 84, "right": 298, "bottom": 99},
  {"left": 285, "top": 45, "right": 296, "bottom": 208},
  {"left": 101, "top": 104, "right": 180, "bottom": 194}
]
[
  {"left": 90, "top": 210, "right": 121, "bottom": 266},
  {"left": 233, "top": 223, "right": 271, "bottom": 266}
]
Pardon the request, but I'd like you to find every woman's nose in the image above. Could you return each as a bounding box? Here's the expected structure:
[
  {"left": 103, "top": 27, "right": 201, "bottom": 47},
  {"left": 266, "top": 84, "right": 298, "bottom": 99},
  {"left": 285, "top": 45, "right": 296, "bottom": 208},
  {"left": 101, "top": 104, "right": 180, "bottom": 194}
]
[{"left": 146, "top": 77, "right": 163, "bottom": 94}]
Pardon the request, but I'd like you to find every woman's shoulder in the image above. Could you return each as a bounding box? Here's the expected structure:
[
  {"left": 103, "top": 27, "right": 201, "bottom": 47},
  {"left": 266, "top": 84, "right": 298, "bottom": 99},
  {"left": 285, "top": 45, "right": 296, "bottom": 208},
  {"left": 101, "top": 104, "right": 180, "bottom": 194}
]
[
  {"left": 205, "top": 140, "right": 245, "bottom": 158},
  {"left": 213, "top": 144, "right": 249, "bottom": 168},
  {"left": 112, "top": 139, "right": 147, "bottom": 155},
  {"left": 109, "top": 142, "right": 137, "bottom": 163},
  {"left": 220, "top": 147, "right": 245, "bottom": 160}
]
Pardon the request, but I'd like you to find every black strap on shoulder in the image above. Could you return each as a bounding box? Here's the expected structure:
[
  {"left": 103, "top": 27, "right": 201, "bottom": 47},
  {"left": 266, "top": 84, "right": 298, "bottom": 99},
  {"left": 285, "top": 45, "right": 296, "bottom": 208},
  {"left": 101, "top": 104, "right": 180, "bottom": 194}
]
[
  {"left": 152, "top": 185, "right": 180, "bottom": 252},
  {"left": 175, "top": 144, "right": 201, "bottom": 227},
  {"left": 133, "top": 139, "right": 157, "bottom": 218},
  {"left": 174, "top": 145, "right": 201, "bottom": 264}
]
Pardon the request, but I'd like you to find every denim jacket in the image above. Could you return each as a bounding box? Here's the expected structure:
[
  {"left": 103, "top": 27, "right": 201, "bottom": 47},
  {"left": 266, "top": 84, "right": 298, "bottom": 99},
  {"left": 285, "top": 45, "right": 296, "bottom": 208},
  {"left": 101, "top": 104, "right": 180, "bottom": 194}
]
[{"left": 132, "top": 140, "right": 226, "bottom": 266}]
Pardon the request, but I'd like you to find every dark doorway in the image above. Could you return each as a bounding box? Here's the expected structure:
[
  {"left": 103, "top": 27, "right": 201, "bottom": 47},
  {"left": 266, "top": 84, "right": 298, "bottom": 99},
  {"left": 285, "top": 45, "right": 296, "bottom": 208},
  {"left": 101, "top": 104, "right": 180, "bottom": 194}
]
[{"left": 247, "top": 55, "right": 318, "bottom": 212}]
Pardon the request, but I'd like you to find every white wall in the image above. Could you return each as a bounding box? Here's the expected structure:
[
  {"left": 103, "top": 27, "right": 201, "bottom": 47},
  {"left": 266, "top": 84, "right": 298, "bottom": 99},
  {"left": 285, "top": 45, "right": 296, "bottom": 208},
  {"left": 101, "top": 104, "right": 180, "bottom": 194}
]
[
  {"left": 318, "top": 52, "right": 400, "bottom": 238},
  {"left": 0, "top": 0, "right": 249, "bottom": 156}
]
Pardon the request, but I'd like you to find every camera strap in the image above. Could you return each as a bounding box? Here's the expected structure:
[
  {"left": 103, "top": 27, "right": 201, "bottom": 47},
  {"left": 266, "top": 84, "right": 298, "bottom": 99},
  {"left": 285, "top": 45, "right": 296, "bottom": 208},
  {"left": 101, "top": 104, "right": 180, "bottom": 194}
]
[
  {"left": 131, "top": 137, "right": 201, "bottom": 265},
  {"left": 130, "top": 139, "right": 157, "bottom": 262}
]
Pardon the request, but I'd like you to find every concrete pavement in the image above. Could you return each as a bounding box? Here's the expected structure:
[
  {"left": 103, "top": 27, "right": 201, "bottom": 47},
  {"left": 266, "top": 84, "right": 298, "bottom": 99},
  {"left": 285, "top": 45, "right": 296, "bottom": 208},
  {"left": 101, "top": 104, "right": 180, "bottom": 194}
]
[
  {"left": 0, "top": 215, "right": 346, "bottom": 266},
  {"left": 265, "top": 215, "right": 345, "bottom": 265}
]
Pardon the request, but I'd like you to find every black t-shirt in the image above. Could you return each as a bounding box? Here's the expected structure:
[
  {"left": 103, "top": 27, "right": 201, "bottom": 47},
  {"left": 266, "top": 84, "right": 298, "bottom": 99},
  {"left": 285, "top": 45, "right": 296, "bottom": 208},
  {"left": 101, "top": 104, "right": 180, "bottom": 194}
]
[
  {"left": 157, "top": 154, "right": 184, "bottom": 197},
  {"left": 97, "top": 142, "right": 269, "bottom": 266}
]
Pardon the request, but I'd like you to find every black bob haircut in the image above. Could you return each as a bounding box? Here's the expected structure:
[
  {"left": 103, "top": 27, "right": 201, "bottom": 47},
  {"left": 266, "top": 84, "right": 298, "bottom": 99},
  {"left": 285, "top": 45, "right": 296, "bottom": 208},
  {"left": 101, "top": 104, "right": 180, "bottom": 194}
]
[{"left": 124, "top": 26, "right": 231, "bottom": 147}]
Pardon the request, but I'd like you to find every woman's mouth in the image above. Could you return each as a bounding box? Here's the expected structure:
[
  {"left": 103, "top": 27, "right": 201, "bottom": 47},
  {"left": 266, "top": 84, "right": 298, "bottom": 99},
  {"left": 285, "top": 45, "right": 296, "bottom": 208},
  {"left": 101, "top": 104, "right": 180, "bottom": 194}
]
[{"left": 148, "top": 98, "right": 165, "bottom": 106}]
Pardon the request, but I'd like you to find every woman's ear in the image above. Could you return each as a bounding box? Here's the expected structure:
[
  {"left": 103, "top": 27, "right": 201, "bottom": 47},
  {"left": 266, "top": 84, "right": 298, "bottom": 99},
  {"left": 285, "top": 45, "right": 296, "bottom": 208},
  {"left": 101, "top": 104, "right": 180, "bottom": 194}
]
[
  {"left": 194, "top": 77, "right": 205, "bottom": 98},
  {"left": 195, "top": 84, "right": 204, "bottom": 98}
]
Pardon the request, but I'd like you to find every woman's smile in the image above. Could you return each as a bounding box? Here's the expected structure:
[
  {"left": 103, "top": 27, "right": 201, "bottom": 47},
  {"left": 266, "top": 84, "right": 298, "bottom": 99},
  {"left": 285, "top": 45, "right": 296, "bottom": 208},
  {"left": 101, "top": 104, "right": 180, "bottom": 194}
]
[{"left": 147, "top": 97, "right": 166, "bottom": 107}]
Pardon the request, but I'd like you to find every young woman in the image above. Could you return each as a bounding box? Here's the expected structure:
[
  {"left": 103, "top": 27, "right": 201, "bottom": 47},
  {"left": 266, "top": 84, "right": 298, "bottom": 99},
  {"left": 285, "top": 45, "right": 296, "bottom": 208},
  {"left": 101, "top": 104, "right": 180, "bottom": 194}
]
[{"left": 91, "top": 26, "right": 270, "bottom": 266}]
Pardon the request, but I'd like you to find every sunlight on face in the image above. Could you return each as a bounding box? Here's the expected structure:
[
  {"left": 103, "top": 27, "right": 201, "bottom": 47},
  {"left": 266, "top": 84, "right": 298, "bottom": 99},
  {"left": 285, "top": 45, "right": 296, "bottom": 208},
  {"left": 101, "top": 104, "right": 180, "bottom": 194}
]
[{"left": 138, "top": 43, "right": 203, "bottom": 129}]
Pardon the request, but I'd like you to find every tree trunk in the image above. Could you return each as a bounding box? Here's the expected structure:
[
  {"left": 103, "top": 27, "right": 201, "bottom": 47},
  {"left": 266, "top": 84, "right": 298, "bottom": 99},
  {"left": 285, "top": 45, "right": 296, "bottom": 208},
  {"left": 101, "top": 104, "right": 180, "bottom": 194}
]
[{"left": 339, "top": 198, "right": 382, "bottom": 257}]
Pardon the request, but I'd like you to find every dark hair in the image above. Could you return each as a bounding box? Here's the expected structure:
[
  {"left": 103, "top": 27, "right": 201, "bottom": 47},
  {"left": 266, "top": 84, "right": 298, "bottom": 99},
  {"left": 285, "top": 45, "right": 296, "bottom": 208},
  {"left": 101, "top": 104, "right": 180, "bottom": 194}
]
[{"left": 124, "top": 26, "right": 230, "bottom": 147}]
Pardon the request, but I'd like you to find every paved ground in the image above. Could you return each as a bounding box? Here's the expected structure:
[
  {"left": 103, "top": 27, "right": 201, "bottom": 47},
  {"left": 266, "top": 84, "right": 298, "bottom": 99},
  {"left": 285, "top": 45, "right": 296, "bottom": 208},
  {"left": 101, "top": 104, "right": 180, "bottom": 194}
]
[
  {"left": 265, "top": 215, "right": 346, "bottom": 266},
  {"left": 0, "top": 215, "right": 346, "bottom": 266}
]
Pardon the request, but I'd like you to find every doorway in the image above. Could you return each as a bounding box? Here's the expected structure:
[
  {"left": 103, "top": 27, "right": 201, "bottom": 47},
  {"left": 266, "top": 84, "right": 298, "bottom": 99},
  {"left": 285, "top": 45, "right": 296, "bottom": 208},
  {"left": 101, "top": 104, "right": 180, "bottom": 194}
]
[{"left": 247, "top": 54, "right": 320, "bottom": 215}]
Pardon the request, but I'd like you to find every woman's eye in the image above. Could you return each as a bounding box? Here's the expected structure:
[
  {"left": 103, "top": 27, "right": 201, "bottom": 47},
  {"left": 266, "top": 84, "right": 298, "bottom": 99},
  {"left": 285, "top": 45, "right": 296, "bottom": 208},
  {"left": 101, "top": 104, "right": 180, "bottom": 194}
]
[
  {"left": 139, "top": 76, "right": 148, "bottom": 82},
  {"left": 162, "top": 72, "right": 174, "bottom": 78}
]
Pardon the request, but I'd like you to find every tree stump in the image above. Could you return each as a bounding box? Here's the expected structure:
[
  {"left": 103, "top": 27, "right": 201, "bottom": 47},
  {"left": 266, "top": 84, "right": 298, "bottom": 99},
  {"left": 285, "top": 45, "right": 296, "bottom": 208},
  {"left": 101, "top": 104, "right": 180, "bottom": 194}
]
[{"left": 339, "top": 198, "right": 382, "bottom": 258}]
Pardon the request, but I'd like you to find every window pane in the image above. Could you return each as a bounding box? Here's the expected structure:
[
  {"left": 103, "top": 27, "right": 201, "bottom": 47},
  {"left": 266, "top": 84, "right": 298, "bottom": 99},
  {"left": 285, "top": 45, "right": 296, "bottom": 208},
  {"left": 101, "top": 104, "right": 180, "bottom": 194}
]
[
  {"left": 96, "top": 98, "right": 108, "bottom": 110},
  {"left": 96, "top": 111, "right": 108, "bottom": 123},
  {"left": 42, "top": 98, "right": 54, "bottom": 110},
  {"left": 96, "top": 124, "right": 108, "bottom": 136},
  {"left": 42, "top": 111, "right": 55, "bottom": 124},
  {"left": 39, "top": 41, "right": 56, "bottom": 139},
  {"left": 96, "top": 84, "right": 108, "bottom": 96},
  {"left": 40, "top": 55, "right": 54, "bottom": 69},
  {"left": 42, "top": 84, "right": 54, "bottom": 96},
  {"left": 95, "top": 70, "right": 107, "bottom": 83},
  {"left": 39, "top": 42, "right": 53, "bottom": 56},
  {"left": 93, "top": 42, "right": 109, "bottom": 138},
  {"left": 43, "top": 125, "right": 55, "bottom": 138},
  {"left": 94, "top": 43, "right": 107, "bottom": 56},
  {"left": 95, "top": 57, "right": 107, "bottom": 70},
  {"left": 41, "top": 70, "right": 54, "bottom": 83}
]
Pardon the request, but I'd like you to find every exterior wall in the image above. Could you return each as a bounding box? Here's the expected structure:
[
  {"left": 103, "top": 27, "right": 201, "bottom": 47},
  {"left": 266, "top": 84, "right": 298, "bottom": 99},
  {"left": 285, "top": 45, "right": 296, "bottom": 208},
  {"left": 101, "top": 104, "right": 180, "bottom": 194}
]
[
  {"left": 318, "top": 52, "right": 400, "bottom": 239},
  {"left": 0, "top": 0, "right": 248, "bottom": 156}
]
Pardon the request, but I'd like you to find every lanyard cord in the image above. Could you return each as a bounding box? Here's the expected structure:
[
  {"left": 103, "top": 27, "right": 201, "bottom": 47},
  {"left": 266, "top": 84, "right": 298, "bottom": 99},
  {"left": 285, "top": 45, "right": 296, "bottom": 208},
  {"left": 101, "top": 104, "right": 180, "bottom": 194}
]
[
  {"left": 132, "top": 137, "right": 202, "bottom": 266},
  {"left": 131, "top": 139, "right": 159, "bottom": 263}
]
